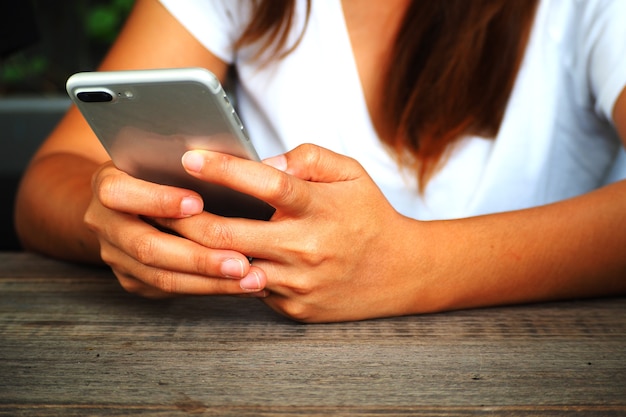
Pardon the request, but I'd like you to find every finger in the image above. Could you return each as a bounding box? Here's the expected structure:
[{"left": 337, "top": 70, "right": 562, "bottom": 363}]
[
  {"left": 234, "top": 290, "right": 270, "bottom": 298},
  {"left": 96, "top": 217, "right": 268, "bottom": 296},
  {"left": 87, "top": 205, "right": 253, "bottom": 279},
  {"left": 93, "top": 162, "right": 204, "bottom": 218},
  {"left": 182, "top": 150, "right": 312, "bottom": 214},
  {"left": 153, "top": 213, "right": 281, "bottom": 262},
  {"left": 108, "top": 247, "right": 268, "bottom": 296},
  {"left": 264, "top": 143, "right": 365, "bottom": 183},
  {"left": 111, "top": 271, "right": 173, "bottom": 299}
]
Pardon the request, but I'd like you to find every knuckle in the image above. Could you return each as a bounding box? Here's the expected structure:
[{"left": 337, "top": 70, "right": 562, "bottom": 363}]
[
  {"left": 112, "top": 268, "right": 143, "bottom": 295},
  {"left": 289, "top": 277, "right": 314, "bottom": 296},
  {"left": 83, "top": 199, "right": 107, "bottom": 233},
  {"left": 265, "top": 172, "right": 296, "bottom": 204},
  {"left": 277, "top": 270, "right": 315, "bottom": 296},
  {"left": 298, "top": 143, "right": 321, "bottom": 163},
  {"left": 116, "top": 276, "right": 142, "bottom": 295},
  {"left": 151, "top": 269, "right": 178, "bottom": 294},
  {"left": 83, "top": 209, "right": 98, "bottom": 231},
  {"left": 201, "top": 221, "right": 235, "bottom": 249},
  {"left": 343, "top": 156, "right": 363, "bottom": 175},
  {"left": 131, "top": 232, "right": 161, "bottom": 265},
  {"left": 155, "top": 191, "right": 180, "bottom": 217},
  {"left": 98, "top": 246, "right": 116, "bottom": 267},
  {"left": 300, "top": 143, "right": 327, "bottom": 171},
  {"left": 90, "top": 164, "right": 107, "bottom": 193},
  {"left": 278, "top": 299, "right": 312, "bottom": 322},
  {"left": 193, "top": 252, "right": 215, "bottom": 275},
  {"left": 297, "top": 238, "right": 326, "bottom": 268},
  {"left": 95, "top": 173, "right": 121, "bottom": 208}
]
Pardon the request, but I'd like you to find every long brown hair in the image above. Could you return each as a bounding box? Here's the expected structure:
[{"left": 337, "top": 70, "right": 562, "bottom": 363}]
[{"left": 236, "top": 0, "right": 538, "bottom": 190}]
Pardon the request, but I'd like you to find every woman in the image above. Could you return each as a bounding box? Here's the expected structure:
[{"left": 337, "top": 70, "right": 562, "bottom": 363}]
[{"left": 15, "top": 0, "right": 626, "bottom": 322}]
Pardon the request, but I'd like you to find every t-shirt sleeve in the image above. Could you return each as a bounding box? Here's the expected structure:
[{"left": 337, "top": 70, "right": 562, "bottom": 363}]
[
  {"left": 158, "top": 0, "right": 252, "bottom": 64},
  {"left": 582, "top": 0, "right": 626, "bottom": 123}
]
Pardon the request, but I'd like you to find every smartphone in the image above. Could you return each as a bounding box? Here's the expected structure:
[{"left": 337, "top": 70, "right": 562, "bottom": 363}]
[{"left": 66, "top": 67, "right": 275, "bottom": 220}]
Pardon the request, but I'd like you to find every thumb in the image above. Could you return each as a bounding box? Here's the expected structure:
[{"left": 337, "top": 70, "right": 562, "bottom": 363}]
[{"left": 264, "top": 144, "right": 364, "bottom": 183}]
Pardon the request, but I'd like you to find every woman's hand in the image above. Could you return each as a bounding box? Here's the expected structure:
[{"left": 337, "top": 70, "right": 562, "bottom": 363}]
[
  {"left": 85, "top": 161, "right": 268, "bottom": 298},
  {"left": 160, "top": 144, "right": 429, "bottom": 322}
]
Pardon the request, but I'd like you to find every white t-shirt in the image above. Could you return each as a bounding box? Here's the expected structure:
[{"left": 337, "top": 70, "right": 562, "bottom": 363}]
[{"left": 160, "top": 0, "right": 626, "bottom": 220}]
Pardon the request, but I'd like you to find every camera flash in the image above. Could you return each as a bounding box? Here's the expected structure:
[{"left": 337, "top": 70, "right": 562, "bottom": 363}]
[{"left": 123, "top": 90, "right": 134, "bottom": 99}]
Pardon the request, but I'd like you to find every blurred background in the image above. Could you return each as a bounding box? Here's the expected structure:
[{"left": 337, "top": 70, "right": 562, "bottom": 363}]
[{"left": 0, "top": 0, "right": 134, "bottom": 250}]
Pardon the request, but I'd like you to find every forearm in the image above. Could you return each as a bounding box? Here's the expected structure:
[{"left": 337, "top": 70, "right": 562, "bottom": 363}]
[
  {"left": 416, "top": 180, "right": 626, "bottom": 313},
  {"left": 15, "top": 153, "right": 102, "bottom": 264}
]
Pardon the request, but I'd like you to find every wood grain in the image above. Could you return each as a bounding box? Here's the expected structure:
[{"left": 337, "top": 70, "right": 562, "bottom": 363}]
[{"left": 0, "top": 252, "right": 625, "bottom": 416}]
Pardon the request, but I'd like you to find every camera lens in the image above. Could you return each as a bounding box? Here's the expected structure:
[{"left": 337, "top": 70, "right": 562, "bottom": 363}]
[{"left": 77, "top": 91, "right": 113, "bottom": 103}]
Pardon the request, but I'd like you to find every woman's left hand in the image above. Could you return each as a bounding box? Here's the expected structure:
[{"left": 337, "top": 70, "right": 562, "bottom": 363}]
[{"left": 157, "top": 144, "right": 428, "bottom": 323}]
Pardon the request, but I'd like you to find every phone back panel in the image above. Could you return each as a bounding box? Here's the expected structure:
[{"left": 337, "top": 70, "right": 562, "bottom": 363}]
[{"left": 67, "top": 68, "right": 274, "bottom": 220}]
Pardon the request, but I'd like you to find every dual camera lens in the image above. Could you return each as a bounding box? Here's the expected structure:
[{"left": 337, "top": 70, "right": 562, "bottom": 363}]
[
  {"left": 76, "top": 90, "right": 134, "bottom": 103},
  {"left": 76, "top": 91, "right": 113, "bottom": 103}
]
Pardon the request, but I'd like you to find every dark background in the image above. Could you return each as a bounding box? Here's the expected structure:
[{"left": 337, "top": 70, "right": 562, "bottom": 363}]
[{"left": 0, "top": 0, "right": 134, "bottom": 251}]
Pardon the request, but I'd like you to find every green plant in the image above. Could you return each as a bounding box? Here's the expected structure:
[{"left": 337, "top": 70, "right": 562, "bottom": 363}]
[
  {"left": 85, "top": 0, "right": 134, "bottom": 43},
  {"left": 0, "top": 0, "right": 134, "bottom": 94}
]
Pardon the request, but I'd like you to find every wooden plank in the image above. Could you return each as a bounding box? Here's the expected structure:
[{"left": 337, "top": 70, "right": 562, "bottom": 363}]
[{"left": 0, "top": 252, "right": 625, "bottom": 416}]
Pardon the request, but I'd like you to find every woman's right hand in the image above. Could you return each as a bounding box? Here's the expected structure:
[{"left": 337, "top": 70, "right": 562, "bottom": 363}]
[{"left": 84, "top": 161, "right": 268, "bottom": 298}]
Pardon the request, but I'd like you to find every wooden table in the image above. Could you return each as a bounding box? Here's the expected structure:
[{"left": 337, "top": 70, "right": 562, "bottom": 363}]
[{"left": 1, "top": 252, "right": 625, "bottom": 416}]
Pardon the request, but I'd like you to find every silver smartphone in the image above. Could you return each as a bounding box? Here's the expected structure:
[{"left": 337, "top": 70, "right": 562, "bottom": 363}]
[{"left": 66, "top": 67, "right": 274, "bottom": 220}]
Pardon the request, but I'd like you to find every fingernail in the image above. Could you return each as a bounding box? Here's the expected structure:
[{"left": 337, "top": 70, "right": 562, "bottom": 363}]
[
  {"left": 180, "top": 196, "right": 203, "bottom": 216},
  {"left": 221, "top": 258, "right": 245, "bottom": 278},
  {"left": 263, "top": 155, "right": 287, "bottom": 172},
  {"left": 182, "top": 151, "right": 205, "bottom": 173},
  {"left": 246, "top": 290, "right": 269, "bottom": 298},
  {"left": 240, "top": 271, "right": 262, "bottom": 291}
]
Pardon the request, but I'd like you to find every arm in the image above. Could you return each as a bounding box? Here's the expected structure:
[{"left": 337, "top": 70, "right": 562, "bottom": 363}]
[
  {"left": 288, "top": 90, "right": 626, "bottom": 320},
  {"left": 15, "top": 0, "right": 266, "bottom": 297},
  {"left": 417, "top": 88, "right": 626, "bottom": 313},
  {"left": 158, "top": 88, "right": 626, "bottom": 323},
  {"left": 15, "top": 0, "right": 229, "bottom": 262}
]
